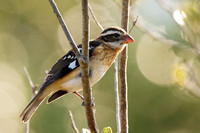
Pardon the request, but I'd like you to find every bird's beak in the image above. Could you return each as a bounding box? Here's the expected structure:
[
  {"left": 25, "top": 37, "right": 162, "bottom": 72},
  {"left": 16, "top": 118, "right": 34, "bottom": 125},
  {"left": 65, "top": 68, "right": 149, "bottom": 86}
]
[{"left": 122, "top": 34, "right": 134, "bottom": 43}]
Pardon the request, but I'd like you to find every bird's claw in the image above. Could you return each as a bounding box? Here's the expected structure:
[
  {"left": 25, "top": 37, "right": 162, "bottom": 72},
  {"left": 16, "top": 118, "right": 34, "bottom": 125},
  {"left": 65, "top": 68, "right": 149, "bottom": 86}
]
[{"left": 81, "top": 99, "right": 95, "bottom": 107}]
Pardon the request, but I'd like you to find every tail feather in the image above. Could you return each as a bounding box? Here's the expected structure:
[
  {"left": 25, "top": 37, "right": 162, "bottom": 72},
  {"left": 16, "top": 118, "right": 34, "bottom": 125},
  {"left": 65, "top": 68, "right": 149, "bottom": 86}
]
[
  {"left": 20, "top": 92, "right": 46, "bottom": 122},
  {"left": 47, "top": 90, "right": 68, "bottom": 104}
]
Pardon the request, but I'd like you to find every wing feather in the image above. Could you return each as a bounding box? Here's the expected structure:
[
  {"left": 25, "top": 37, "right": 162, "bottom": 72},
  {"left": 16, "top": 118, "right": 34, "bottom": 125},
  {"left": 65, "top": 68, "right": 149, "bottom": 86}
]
[{"left": 39, "top": 40, "right": 101, "bottom": 92}]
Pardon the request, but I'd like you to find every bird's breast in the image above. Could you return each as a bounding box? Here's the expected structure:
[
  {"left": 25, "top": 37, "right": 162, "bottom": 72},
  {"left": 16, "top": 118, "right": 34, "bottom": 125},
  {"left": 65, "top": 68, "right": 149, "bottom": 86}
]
[
  {"left": 89, "top": 48, "right": 117, "bottom": 86},
  {"left": 58, "top": 46, "right": 118, "bottom": 92},
  {"left": 89, "top": 63, "right": 109, "bottom": 86}
]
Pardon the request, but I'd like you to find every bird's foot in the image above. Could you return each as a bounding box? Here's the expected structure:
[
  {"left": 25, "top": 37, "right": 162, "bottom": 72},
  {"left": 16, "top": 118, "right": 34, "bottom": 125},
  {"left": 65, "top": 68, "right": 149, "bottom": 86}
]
[
  {"left": 81, "top": 98, "right": 95, "bottom": 107},
  {"left": 73, "top": 92, "right": 95, "bottom": 107}
]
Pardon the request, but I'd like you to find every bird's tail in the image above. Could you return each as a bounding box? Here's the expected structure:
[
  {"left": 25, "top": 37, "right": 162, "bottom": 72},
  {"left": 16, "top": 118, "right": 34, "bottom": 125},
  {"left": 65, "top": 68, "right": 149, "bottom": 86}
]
[{"left": 20, "top": 90, "right": 47, "bottom": 122}]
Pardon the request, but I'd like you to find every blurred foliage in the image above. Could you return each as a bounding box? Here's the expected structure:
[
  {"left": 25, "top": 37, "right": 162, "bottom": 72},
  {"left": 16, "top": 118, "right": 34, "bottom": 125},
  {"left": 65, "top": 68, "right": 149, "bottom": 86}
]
[
  {"left": 101, "top": 127, "right": 112, "bottom": 133},
  {"left": 0, "top": 0, "right": 200, "bottom": 133},
  {"left": 134, "top": 0, "right": 200, "bottom": 97}
]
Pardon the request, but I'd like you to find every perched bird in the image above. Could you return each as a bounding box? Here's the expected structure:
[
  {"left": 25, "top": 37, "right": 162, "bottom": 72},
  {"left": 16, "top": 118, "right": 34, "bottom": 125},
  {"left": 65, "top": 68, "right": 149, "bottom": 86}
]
[{"left": 20, "top": 26, "right": 134, "bottom": 122}]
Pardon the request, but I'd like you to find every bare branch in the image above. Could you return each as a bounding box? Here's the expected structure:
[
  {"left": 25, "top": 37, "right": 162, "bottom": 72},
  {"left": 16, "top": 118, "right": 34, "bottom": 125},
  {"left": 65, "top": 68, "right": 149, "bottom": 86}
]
[
  {"left": 48, "top": 0, "right": 98, "bottom": 132},
  {"left": 42, "top": 70, "right": 49, "bottom": 84},
  {"left": 81, "top": 0, "right": 99, "bottom": 133},
  {"left": 25, "top": 122, "right": 29, "bottom": 133},
  {"left": 23, "top": 66, "right": 38, "bottom": 133},
  {"left": 129, "top": 16, "right": 138, "bottom": 34},
  {"left": 113, "top": 0, "right": 122, "bottom": 8},
  {"left": 120, "top": 0, "right": 130, "bottom": 133},
  {"left": 48, "top": 0, "right": 81, "bottom": 58},
  {"left": 24, "top": 66, "right": 37, "bottom": 94},
  {"left": 114, "top": 59, "right": 121, "bottom": 133},
  {"left": 88, "top": 4, "right": 104, "bottom": 31},
  {"left": 69, "top": 110, "right": 80, "bottom": 133}
]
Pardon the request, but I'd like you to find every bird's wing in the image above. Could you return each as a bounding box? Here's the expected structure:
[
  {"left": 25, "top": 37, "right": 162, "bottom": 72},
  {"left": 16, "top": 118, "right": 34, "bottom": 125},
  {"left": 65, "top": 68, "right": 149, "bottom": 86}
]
[{"left": 39, "top": 40, "right": 101, "bottom": 92}]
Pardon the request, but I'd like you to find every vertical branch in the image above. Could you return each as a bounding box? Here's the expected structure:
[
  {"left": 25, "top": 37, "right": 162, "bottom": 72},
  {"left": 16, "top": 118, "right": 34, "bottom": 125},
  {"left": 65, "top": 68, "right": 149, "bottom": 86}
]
[
  {"left": 48, "top": 0, "right": 98, "bottom": 132},
  {"left": 81, "top": 0, "right": 99, "bottom": 133},
  {"left": 25, "top": 122, "right": 29, "bottom": 133},
  {"left": 114, "top": 59, "right": 121, "bottom": 133},
  {"left": 120, "top": 0, "right": 130, "bottom": 133}
]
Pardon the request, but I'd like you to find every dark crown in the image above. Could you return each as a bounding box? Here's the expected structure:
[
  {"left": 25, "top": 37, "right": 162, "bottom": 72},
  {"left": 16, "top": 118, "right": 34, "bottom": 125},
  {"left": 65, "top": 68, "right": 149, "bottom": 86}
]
[{"left": 99, "top": 27, "right": 126, "bottom": 43}]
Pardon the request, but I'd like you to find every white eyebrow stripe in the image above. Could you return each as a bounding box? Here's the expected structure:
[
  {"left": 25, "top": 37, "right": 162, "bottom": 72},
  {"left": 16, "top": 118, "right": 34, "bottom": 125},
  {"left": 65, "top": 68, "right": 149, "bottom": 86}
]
[
  {"left": 68, "top": 60, "right": 77, "bottom": 69},
  {"left": 101, "top": 31, "right": 122, "bottom": 37}
]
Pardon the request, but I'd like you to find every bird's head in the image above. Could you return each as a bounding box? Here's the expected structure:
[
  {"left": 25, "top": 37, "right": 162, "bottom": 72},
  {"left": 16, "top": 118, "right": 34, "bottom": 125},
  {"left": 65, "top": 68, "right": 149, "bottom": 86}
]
[{"left": 97, "top": 26, "right": 134, "bottom": 50}]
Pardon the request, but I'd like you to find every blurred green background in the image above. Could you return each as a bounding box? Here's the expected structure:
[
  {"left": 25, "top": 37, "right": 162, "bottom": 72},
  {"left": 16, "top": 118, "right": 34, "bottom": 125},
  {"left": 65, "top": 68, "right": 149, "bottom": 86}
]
[{"left": 0, "top": 0, "right": 200, "bottom": 132}]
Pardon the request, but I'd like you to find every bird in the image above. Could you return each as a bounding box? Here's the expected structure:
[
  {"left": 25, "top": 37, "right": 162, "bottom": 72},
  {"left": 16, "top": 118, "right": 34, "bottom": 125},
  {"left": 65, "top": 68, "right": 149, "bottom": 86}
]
[{"left": 20, "top": 26, "right": 134, "bottom": 122}]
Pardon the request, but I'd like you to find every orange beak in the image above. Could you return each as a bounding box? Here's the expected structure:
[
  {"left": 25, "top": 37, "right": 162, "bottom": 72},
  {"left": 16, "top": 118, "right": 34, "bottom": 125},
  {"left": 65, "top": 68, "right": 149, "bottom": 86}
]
[{"left": 122, "top": 34, "right": 134, "bottom": 43}]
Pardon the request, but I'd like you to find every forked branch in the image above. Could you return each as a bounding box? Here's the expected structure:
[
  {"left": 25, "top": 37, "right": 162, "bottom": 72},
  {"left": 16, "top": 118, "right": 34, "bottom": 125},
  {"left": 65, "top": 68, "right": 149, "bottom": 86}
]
[
  {"left": 23, "top": 66, "right": 38, "bottom": 133},
  {"left": 48, "top": 0, "right": 98, "bottom": 132}
]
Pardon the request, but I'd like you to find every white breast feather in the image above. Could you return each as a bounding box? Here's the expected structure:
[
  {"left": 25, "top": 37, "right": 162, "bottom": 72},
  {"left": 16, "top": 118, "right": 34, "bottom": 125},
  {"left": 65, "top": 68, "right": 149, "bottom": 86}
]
[
  {"left": 61, "top": 77, "right": 82, "bottom": 92},
  {"left": 90, "top": 64, "right": 108, "bottom": 86},
  {"left": 60, "top": 59, "right": 109, "bottom": 92}
]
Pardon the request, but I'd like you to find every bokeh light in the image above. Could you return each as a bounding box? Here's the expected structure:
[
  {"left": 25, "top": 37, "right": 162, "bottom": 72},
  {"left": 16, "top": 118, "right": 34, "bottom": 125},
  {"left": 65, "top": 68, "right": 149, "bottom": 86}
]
[
  {"left": 1, "top": 0, "right": 200, "bottom": 133},
  {"left": 173, "top": 10, "right": 187, "bottom": 25}
]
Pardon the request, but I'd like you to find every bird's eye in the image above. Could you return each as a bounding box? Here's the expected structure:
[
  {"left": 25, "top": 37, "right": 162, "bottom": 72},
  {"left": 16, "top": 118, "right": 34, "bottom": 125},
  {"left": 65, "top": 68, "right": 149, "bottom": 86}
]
[{"left": 113, "top": 33, "right": 120, "bottom": 38}]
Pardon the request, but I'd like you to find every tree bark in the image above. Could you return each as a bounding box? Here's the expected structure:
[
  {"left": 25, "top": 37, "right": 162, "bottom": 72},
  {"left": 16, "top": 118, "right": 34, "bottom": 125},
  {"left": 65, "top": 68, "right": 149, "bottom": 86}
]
[
  {"left": 81, "top": 0, "right": 99, "bottom": 133},
  {"left": 48, "top": 0, "right": 98, "bottom": 132},
  {"left": 120, "top": 0, "right": 130, "bottom": 133}
]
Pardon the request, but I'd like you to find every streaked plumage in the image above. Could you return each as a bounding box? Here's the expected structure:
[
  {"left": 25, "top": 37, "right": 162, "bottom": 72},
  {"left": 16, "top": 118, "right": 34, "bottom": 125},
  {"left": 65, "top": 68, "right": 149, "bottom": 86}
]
[{"left": 20, "top": 26, "right": 134, "bottom": 122}]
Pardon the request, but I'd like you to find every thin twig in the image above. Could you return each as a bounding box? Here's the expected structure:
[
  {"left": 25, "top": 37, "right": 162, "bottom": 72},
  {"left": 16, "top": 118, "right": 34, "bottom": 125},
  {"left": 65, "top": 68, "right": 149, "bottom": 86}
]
[
  {"left": 129, "top": 16, "right": 138, "bottom": 34},
  {"left": 114, "top": 58, "right": 121, "bottom": 133},
  {"left": 24, "top": 67, "right": 37, "bottom": 94},
  {"left": 81, "top": 0, "right": 99, "bottom": 133},
  {"left": 42, "top": 70, "right": 49, "bottom": 84},
  {"left": 48, "top": 0, "right": 81, "bottom": 58},
  {"left": 69, "top": 110, "right": 80, "bottom": 133},
  {"left": 25, "top": 121, "right": 29, "bottom": 133},
  {"left": 88, "top": 4, "right": 104, "bottom": 31},
  {"left": 113, "top": 0, "right": 122, "bottom": 8},
  {"left": 23, "top": 66, "right": 38, "bottom": 133},
  {"left": 120, "top": 0, "right": 130, "bottom": 133}
]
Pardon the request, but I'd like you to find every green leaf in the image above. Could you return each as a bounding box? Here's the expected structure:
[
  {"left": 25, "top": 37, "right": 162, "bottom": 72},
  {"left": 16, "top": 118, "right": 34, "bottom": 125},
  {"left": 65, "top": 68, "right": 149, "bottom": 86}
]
[{"left": 101, "top": 127, "right": 112, "bottom": 133}]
